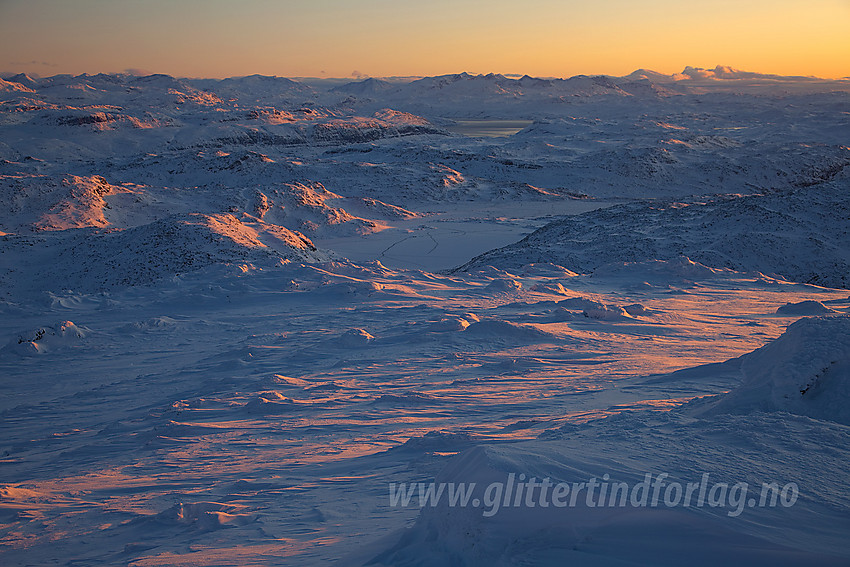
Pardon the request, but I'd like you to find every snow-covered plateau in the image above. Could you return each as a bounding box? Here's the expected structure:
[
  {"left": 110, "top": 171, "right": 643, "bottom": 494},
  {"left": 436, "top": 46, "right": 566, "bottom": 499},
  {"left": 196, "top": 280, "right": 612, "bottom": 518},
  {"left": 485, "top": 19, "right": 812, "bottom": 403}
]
[{"left": 1, "top": 67, "right": 849, "bottom": 566}]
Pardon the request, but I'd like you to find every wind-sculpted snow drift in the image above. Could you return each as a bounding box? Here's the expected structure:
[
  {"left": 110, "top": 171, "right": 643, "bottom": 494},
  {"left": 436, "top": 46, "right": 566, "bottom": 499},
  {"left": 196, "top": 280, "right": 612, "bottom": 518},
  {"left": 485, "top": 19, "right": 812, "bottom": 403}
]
[
  {"left": 1, "top": 69, "right": 849, "bottom": 566},
  {"left": 689, "top": 315, "right": 850, "bottom": 424},
  {"left": 362, "top": 317, "right": 850, "bottom": 566}
]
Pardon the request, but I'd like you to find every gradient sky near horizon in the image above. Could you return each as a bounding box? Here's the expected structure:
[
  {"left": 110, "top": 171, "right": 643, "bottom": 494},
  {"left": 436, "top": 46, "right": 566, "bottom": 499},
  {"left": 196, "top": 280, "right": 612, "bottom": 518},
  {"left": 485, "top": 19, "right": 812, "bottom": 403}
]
[{"left": 1, "top": 0, "right": 848, "bottom": 79}]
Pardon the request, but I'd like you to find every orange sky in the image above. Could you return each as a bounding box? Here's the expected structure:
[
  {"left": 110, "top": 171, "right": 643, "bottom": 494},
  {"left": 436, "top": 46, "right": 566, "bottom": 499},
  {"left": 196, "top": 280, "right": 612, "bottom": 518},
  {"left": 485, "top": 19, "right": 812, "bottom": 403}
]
[{"left": 1, "top": 0, "right": 848, "bottom": 79}]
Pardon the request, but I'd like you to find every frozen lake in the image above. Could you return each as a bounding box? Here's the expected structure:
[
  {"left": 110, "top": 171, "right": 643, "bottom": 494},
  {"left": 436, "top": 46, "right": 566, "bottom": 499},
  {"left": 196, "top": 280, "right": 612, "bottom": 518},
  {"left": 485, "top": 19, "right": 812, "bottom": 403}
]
[
  {"left": 315, "top": 199, "right": 612, "bottom": 272},
  {"left": 445, "top": 119, "right": 534, "bottom": 137}
]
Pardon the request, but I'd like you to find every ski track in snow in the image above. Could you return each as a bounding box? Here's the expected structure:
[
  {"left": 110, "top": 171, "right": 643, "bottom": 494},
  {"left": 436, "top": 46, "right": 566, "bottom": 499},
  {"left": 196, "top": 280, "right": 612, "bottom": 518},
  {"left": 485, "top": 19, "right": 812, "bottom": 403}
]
[{"left": 1, "top": 69, "right": 849, "bottom": 566}]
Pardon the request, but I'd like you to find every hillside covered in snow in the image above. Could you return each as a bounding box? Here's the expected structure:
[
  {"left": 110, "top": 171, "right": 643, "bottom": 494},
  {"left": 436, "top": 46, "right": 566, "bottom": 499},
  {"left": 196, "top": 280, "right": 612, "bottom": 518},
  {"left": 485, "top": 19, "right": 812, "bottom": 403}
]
[{"left": 458, "top": 180, "right": 850, "bottom": 288}]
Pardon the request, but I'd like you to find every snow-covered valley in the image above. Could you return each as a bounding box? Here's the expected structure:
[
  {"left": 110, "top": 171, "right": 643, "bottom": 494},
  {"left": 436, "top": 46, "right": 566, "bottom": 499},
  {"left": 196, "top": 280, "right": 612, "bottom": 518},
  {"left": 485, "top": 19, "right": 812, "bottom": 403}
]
[{"left": 1, "top": 68, "right": 849, "bottom": 566}]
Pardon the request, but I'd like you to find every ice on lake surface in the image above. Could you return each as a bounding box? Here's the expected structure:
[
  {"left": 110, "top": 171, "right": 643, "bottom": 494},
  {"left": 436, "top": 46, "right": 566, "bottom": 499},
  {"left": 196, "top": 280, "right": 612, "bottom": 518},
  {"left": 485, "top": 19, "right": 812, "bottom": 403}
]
[
  {"left": 1, "top": 69, "right": 850, "bottom": 566},
  {"left": 444, "top": 119, "right": 534, "bottom": 137}
]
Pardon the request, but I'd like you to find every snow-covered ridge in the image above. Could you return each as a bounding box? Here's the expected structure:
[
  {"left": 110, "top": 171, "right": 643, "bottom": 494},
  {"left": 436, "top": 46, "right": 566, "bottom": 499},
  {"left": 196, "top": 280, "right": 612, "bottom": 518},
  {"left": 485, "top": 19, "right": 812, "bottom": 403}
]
[{"left": 1, "top": 213, "right": 324, "bottom": 294}]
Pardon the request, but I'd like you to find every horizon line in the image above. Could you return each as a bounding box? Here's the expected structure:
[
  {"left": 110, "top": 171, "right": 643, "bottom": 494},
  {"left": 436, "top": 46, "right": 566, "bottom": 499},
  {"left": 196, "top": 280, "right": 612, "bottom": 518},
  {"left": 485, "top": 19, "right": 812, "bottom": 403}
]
[{"left": 3, "top": 66, "right": 849, "bottom": 83}]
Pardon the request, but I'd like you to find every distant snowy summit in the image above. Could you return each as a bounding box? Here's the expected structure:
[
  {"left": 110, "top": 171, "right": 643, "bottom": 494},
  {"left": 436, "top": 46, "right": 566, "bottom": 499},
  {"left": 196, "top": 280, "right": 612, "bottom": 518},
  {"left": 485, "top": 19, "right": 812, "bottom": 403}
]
[
  {"left": 4, "top": 65, "right": 848, "bottom": 104},
  {"left": 319, "top": 65, "right": 850, "bottom": 96}
]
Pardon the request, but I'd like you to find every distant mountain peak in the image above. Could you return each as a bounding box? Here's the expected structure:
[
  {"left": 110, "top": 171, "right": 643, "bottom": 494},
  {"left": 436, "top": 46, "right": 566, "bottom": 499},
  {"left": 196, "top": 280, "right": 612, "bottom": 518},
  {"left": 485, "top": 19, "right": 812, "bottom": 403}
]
[
  {"left": 6, "top": 73, "right": 38, "bottom": 88},
  {"left": 330, "top": 77, "right": 395, "bottom": 95},
  {"left": 622, "top": 69, "right": 673, "bottom": 82}
]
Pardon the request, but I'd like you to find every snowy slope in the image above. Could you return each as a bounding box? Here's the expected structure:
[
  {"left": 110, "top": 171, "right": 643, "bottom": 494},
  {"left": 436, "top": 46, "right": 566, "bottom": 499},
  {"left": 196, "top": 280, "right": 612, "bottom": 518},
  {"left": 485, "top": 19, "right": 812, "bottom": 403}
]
[
  {"left": 360, "top": 316, "right": 850, "bottom": 566},
  {"left": 362, "top": 412, "right": 850, "bottom": 566}
]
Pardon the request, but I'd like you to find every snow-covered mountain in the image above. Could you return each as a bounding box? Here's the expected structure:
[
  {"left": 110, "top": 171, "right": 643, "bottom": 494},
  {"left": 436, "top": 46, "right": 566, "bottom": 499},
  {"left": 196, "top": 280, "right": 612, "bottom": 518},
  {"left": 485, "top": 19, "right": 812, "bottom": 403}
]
[
  {"left": 324, "top": 67, "right": 850, "bottom": 118},
  {"left": 330, "top": 77, "right": 399, "bottom": 97}
]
